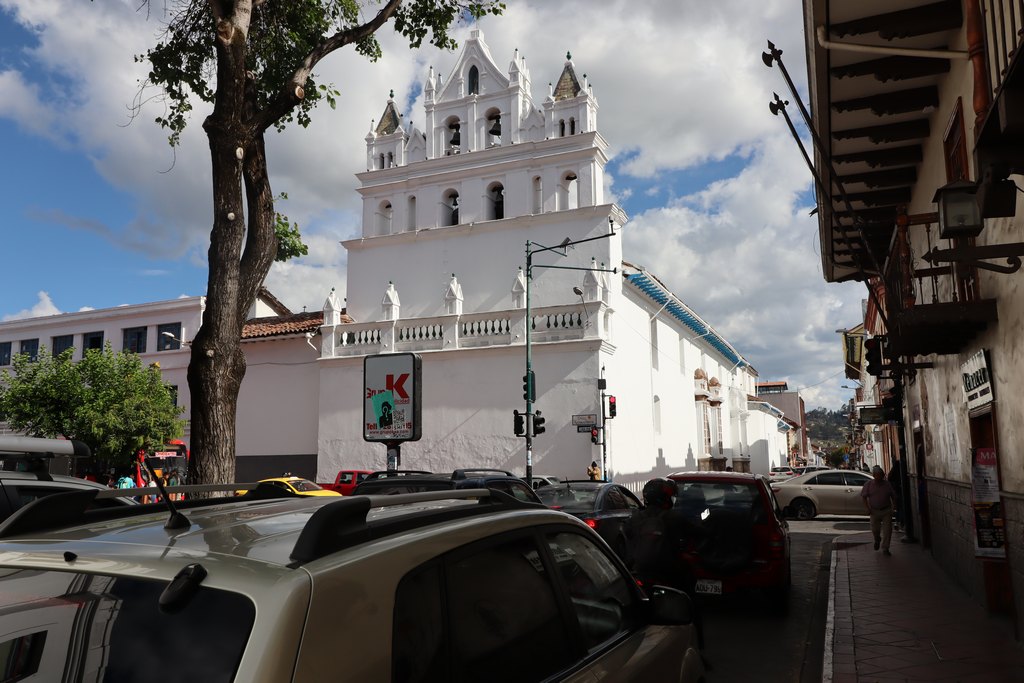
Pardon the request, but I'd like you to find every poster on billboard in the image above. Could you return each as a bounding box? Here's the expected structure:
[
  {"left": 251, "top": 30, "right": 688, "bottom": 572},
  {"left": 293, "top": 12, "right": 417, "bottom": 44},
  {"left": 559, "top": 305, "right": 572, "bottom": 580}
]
[
  {"left": 971, "top": 447, "right": 1005, "bottom": 558},
  {"left": 363, "top": 353, "right": 422, "bottom": 442}
]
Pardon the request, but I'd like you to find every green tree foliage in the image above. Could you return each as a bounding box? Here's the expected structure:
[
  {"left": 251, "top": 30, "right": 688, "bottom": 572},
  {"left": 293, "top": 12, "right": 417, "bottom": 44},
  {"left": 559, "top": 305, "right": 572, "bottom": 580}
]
[
  {"left": 0, "top": 346, "right": 185, "bottom": 463},
  {"left": 132, "top": 0, "right": 503, "bottom": 485}
]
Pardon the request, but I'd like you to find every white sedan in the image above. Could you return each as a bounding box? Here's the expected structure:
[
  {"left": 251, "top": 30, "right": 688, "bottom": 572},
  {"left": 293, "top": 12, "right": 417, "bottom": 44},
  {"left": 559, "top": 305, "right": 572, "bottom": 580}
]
[{"left": 770, "top": 469, "right": 874, "bottom": 519}]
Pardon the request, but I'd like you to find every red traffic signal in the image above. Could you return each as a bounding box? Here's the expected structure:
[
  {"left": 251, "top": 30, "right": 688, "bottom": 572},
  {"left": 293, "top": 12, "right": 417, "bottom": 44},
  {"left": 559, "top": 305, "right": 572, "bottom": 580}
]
[
  {"left": 590, "top": 428, "right": 599, "bottom": 444},
  {"left": 607, "top": 395, "right": 617, "bottom": 419}
]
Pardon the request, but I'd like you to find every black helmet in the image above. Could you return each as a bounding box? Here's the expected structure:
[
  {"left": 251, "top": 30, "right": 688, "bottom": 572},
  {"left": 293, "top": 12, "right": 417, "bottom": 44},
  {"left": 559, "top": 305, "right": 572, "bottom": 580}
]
[{"left": 642, "top": 478, "right": 677, "bottom": 509}]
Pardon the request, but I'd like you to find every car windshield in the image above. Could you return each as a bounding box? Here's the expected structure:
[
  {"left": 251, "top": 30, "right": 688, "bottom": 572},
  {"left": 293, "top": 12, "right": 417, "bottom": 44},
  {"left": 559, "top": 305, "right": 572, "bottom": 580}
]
[
  {"left": 0, "top": 569, "right": 254, "bottom": 682},
  {"left": 289, "top": 479, "right": 323, "bottom": 492},
  {"left": 536, "top": 486, "right": 598, "bottom": 511}
]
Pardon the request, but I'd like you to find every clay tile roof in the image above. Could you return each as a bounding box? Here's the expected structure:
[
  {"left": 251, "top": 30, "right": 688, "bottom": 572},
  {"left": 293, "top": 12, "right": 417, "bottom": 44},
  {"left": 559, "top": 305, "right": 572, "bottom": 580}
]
[
  {"left": 375, "top": 100, "right": 402, "bottom": 135},
  {"left": 242, "top": 311, "right": 335, "bottom": 340}
]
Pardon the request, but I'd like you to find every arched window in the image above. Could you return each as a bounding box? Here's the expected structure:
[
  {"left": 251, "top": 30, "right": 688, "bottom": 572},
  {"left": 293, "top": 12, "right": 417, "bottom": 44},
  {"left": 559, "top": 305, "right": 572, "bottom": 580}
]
[
  {"left": 387, "top": 151, "right": 394, "bottom": 168},
  {"left": 532, "top": 176, "right": 543, "bottom": 214},
  {"left": 442, "top": 117, "right": 461, "bottom": 156},
  {"left": 653, "top": 395, "right": 662, "bottom": 434},
  {"left": 557, "top": 172, "right": 578, "bottom": 211},
  {"left": 486, "top": 183, "right": 504, "bottom": 220},
  {"left": 485, "top": 108, "right": 502, "bottom": 147},
  {"left": 649, "top": 318, "right": 659, "bottom": 370},
  {"left": 376, "top": 201, "right": 393, "bottom": 235},
  {"left": 559, "top": 119, "right": 566, "bottom": 137},
  {"left": 443, "top": 190, "right": 460, "bottom": 226},
  {"left": 570, "top": 117, "right": 576, "bottom": 135},
  {"left": 407, "top": 196, "right": 417, "bottom": 231},
  {"left": 468, "top": 65, "right": 480, "bottom": 95},
  {"left": 378, "top": 154, "right": 385, "bottom": 169}
]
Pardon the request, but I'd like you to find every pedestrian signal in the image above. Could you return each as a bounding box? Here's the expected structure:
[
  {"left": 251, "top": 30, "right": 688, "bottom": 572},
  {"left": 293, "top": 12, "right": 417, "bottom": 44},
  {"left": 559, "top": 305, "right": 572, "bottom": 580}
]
[{"left": 513, "top": 410, "right": 525, "bottom": 437}]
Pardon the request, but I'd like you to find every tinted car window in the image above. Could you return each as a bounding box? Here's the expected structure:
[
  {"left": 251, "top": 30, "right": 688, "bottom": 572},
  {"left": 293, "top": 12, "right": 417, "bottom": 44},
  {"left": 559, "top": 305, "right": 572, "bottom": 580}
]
[
  {"left": 0, "top": 569, "right": 254, "bottom": 682},
  {"left": 536, "top": 486, "right": 599, "bottom": 512},
  {"left": 603, "top": 488, "right": 627, "bottom": 511},
  {"left": 393, "top": 562, "right": 448, "bottom": 682},
  {"left": 338, "top": 472, "right": 354, "bottom": 485},
  {"left": 546, "top": 531, "right": 634, "bottom": 651},
  {"left": 809, "top": 473, "right": 845, "bottom": 486},
  {"left": 446, "top": 537, "right": 574, "bottom": 682},
  {"left": 843, "top": 472, "right": 871, "bottom": 486}
]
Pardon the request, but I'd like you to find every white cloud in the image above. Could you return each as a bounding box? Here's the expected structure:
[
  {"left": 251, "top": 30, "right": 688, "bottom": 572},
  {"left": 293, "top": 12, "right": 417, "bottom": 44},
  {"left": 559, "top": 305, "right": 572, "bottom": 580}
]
[{"left": 2, "top": 291, "right": 61, "bottom": 321}]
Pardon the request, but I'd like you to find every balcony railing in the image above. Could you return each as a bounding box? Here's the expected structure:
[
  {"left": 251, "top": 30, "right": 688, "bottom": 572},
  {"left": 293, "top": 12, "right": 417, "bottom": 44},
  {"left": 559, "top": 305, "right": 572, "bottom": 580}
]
[
  {"left": 320, "top": 302, "right": 608, "bottom": 358},
  {"left": 883, "top": 219, "right": 998, "bottom": 356},
  {"left": 980, "top": 0, "right": 1024, "bottom": 97}
]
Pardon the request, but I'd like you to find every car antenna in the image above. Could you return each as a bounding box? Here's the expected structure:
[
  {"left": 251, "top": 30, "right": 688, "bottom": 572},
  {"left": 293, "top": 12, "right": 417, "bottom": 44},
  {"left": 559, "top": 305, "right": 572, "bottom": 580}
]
[{"left": 142, "top": 456, "right": 191, "bottom": 530}]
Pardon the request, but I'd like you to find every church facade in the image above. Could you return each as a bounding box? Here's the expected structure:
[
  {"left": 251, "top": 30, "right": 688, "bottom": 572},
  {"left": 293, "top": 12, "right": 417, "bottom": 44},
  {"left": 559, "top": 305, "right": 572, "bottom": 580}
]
[{"left": 313, "top": 30, "right": 788, "bottom": 487}]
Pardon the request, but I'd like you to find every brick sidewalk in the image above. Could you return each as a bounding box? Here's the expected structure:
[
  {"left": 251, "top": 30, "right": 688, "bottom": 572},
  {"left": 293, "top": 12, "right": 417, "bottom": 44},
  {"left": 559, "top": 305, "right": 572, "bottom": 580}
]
[{"left": 826, "top": 532, "right": 1024, "bottom": 682}]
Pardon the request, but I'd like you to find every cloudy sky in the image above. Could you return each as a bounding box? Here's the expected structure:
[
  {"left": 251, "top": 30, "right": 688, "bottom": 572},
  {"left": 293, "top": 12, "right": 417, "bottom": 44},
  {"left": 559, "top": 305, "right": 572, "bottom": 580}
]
[{"left": 0, "top": 0, "right": 864, "bottom": 409}]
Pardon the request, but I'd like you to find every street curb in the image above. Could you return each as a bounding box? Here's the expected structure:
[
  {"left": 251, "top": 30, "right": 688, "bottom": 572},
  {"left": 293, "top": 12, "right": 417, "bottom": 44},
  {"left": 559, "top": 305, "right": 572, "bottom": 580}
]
[{"left": 822, "top": 546, "right": 837, "bottom": 683}]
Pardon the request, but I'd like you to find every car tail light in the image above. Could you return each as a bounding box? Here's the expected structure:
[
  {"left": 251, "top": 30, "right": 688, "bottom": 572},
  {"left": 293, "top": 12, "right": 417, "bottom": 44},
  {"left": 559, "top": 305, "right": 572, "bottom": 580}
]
[
  {"left": 550, "top": 505, "right": 563, "bottom": 510},
  {"left": 766, "top": 528, "right": 786, "bottom": 559},
  {"left": 583, "top": 518, "right": 598, "bottom": 529}
]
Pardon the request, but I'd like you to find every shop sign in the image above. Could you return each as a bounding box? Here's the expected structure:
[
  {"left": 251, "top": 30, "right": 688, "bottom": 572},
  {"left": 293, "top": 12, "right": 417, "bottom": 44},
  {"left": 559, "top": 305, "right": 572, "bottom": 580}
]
[
  {"left": 971, "top": 448, "right": 1005, "bottom": 559},
  {"left": 961, "top": 349, "right": 993, "bottom": 411}
]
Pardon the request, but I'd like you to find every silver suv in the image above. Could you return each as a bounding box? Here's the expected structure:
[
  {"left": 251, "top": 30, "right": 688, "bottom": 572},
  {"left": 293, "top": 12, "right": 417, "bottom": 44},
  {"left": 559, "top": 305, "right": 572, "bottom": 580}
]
[
  {"left": 0, "top": 435, "right": 131, "bottom": 520},
  {"left": 0, "top": 487, "right": 704, "bottom": 682}
]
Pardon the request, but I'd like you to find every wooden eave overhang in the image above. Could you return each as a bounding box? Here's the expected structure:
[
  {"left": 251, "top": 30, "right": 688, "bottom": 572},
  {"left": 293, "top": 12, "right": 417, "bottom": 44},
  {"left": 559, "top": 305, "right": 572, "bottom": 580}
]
[{"left": 803, "top": 0, "right": 963, "bottom": 283}]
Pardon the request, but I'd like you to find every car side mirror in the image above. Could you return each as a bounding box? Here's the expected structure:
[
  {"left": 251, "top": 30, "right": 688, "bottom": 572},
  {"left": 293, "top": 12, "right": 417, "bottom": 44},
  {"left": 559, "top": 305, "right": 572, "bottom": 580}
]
[{"left": 645, "top": 585, "right": 695, "bottom": 626}]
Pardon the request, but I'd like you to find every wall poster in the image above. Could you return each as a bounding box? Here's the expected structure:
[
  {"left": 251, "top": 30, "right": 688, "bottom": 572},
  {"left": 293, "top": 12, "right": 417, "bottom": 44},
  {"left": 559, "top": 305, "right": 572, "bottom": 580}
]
[{"left": 971, "top": 447, "right": 1005, "bottom": 558}]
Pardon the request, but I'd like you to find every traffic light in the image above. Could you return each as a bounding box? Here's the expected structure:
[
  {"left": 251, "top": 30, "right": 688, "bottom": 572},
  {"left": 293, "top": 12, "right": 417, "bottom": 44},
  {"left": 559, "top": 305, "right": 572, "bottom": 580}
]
[
  {"left": 522, "top": 371, "right": 536, "bottom": 401},
  {"left": 591, "top": 427, "right": 599, "bottom": 444},
  {"left": 607, "top": 395, "right": 617, "bottom": 419},
  {"left": 865, "top": 336, "right": 885, "bottom": 376},
  {"left": 533, "top": 411, "right": 546, "bottom": 436},
  {"left": 513, "top": 410, "right": 525, "bottom": 437}
]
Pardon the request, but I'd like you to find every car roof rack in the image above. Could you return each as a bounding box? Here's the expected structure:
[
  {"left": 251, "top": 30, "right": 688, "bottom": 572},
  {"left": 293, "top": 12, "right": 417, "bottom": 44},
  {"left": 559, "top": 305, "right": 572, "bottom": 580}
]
[
  {"left": 288, "top": 488, "right": 539, "bottom": 566},
  {"left": 363, "top": 469, "right": 434, "bottom": 481},
  {"left": 450, "top": 468, "right": 516, "bottom": 480},
  {"left": 0, "top": 482, "right": 298, "bottom": 539}
]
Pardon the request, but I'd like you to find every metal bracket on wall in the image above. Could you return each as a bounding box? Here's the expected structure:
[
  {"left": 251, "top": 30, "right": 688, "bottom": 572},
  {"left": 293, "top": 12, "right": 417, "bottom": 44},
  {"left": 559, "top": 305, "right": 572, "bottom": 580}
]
[{"left": 922, "top": 243, "right": 1024, "bottom": 274}]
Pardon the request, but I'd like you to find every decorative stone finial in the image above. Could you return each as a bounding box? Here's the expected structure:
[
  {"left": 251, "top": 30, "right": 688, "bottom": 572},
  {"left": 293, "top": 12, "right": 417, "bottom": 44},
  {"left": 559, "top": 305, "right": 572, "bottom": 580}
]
[
  {"left": 389, "top": 89, "right": 394, "bottom": 99},
  {"left": 566, "top": 51, "right": 572, "bottom": 61}
]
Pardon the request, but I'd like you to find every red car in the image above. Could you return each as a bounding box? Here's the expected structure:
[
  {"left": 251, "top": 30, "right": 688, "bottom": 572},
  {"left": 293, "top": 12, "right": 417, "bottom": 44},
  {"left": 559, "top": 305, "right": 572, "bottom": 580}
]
[
  {"left": 322, "top": 469, "right": 374, "bottom": 496},
  {"left": 667, "top": 471, "right": 791, "bottom": 606}
]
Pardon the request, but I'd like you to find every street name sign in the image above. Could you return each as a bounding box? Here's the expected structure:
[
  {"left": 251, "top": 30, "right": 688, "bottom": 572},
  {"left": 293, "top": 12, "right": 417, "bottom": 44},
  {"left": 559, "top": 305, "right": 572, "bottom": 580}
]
[{"left": 572, "top": 414, "right": 597, "bottom": 426}]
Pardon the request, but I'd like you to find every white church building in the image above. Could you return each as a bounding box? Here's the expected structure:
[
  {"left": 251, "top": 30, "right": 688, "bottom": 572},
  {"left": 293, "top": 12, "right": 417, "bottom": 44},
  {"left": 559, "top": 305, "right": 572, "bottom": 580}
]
[{"left": 0, "top": 30, "right": 792, "bottom": 487}]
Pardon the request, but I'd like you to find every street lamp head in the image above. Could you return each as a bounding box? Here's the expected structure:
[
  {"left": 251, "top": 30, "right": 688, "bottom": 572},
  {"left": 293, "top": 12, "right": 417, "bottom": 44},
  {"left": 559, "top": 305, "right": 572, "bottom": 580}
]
[{"left": 572, "top": 286, "right": 584, "bottom": 296}]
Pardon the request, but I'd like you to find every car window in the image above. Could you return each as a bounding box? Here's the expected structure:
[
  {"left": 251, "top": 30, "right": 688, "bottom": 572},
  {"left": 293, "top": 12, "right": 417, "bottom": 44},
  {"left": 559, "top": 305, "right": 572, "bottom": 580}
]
[
  {"left": 8, "top": 484, "right": 87, "bottom": 508},
  {"left": 809, "top": 472, "right": 845, "bottom": 485},
  {"left": 536, "top": 486, "right": 598, "bottom": 512},
  {"left": 603, "top": 487, "right": 627, "bottom": 510},
  {"left": 546, "top": 531, "right": 635, "bottom": 651},
  {"left": 393, "top": 562, "right": 448, "bottom": 682},
  {"left": 621, "top": 488, "right": 642, "bottom": 510},
  {"left": 290, "top": 479, "right": 323, "bottom": 492},
  {"left": 843, "top": 472, "right": 871, "bottom": 486},
  {"left": 338, "top": 472, "right": 354, "bottom": 485},
  {"left": 357, "top": 472, "right": 370, "bottom": 483},
  {"left": 0, "top": 569, "right": 254, "bottom": 682},
  {"left": 504, "top": 482, "right": 538, "bottom": 503},
  {"left": 447, "top": 537, "right": 574, "bottom": 682}
]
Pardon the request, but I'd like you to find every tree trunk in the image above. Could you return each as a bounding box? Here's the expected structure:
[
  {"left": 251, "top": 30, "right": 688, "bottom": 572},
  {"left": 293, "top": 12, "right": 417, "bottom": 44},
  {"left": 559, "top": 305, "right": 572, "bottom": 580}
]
[{"left": 187, "top": 15, "right": 276, "bottom": 488}]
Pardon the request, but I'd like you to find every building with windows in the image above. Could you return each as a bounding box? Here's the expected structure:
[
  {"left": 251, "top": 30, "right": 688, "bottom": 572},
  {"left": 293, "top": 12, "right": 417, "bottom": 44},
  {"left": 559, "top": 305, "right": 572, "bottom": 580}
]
[{"left": 802, "top": 0, "right": 1024, "bottom": 637}]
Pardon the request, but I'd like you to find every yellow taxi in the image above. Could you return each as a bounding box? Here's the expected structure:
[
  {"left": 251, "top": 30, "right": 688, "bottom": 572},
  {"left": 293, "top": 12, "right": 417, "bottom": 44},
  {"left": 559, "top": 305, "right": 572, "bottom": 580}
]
[{"left": 237, "top": 476, "right": 342, "bottom": 497}]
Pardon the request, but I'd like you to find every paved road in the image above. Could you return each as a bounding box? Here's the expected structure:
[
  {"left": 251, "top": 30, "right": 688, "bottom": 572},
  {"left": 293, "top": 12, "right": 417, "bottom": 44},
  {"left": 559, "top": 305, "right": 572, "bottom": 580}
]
[{"left": 700, "top": 517, "right": 871, "bottom": 683}]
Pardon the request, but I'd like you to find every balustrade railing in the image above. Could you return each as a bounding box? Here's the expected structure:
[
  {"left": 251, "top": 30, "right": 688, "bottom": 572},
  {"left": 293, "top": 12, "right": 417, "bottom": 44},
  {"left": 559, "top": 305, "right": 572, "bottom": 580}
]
[{"left": 980, "top": 0, "right": 1024, "bottom": 96}]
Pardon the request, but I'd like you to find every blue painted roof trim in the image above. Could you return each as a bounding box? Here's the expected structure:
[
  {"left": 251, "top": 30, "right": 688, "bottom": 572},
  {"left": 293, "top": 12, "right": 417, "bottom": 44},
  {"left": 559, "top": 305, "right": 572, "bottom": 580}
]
[{"left": 625, "top": 272, "right": 744, "bottom": 366}]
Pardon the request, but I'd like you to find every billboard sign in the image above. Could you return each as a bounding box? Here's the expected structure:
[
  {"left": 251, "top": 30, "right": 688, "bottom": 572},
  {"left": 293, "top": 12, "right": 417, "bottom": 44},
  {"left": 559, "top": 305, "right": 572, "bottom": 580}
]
[{"left": 363, "top": 353, "right": 422, "bottom": 442}]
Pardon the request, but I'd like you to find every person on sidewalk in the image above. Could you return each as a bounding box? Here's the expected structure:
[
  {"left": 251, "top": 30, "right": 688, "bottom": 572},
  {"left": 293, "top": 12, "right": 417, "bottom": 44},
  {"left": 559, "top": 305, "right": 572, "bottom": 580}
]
[
  {"left": 861, "top": 465, "right": 897, "bottom": 555},
  {"left": 586, "top": 461, "right": 601, "bottom": 481}
]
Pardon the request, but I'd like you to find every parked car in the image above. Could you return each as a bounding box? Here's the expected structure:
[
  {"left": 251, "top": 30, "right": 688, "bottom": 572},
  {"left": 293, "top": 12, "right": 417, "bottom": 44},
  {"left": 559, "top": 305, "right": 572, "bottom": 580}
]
[
  {"left": 667, "top": 471, "right": 791, "bottom": 605},
  {"left": 320, "top": 469, "right": 374, "bottom": 495},
  {"left": 530, "top": 475, "right": 562, "bottom": 489},
  {"left": 769, "top": 466, "right": 798, "bottom": 482},
  {"left": 771, "top": 469, "right": 873, "bottom": 519},
  {"left": 0, "top": 486, "right": 704, "bottom": 681},
  {"left": 0, "top": 436, "right": 135, "bottom": 521},
  {"left": 535, "top": 481, "right": 643, "bottom": 558},
  {"left": 236, "top": 476, "right": 341, "bottom": 497},
  {"left": 353, "top": 468, "right": 542, "bottom": 503}
]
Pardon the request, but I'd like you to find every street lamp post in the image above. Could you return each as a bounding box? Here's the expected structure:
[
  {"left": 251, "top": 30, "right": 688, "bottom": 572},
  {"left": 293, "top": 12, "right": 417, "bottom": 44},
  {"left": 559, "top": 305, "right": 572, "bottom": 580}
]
[{"left": 522, "top": 222, "right": 617, "bottom": 483}]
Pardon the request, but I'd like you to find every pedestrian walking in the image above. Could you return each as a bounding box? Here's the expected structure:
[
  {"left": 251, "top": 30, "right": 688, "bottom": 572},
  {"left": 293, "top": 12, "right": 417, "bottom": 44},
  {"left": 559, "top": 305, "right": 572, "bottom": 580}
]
[
  {"left": 586, "top": 461, "right": 601, "bottom": 481},
  {"left": 861, "top": 465, "right": 897, "bottom": 555}
]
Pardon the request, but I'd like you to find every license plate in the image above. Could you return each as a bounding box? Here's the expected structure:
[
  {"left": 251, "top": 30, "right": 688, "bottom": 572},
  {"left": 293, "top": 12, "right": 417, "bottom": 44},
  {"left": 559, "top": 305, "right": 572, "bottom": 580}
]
[{"left": 695, "top": 579, "right": 722, "bottom": 595}]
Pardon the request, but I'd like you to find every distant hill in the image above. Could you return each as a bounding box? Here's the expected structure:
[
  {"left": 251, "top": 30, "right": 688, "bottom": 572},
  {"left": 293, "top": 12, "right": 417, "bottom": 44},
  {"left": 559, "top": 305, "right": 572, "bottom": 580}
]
[{"left": 805, "top": 405, "right": 850, "bottom": 448}]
